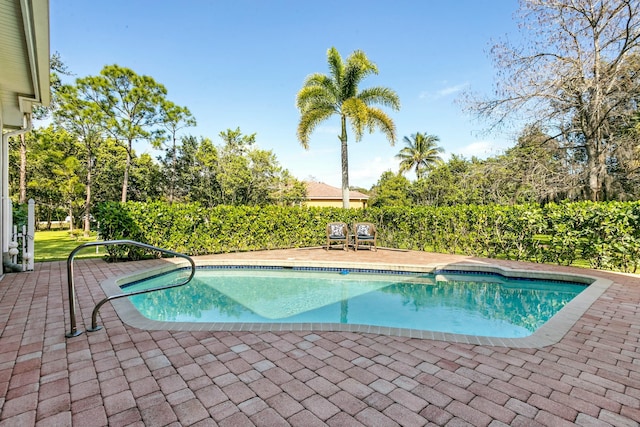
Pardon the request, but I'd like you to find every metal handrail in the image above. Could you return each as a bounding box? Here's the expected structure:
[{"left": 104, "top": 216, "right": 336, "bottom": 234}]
[{"left": 65, "top": 240, "right": 196, "bottom": 338}]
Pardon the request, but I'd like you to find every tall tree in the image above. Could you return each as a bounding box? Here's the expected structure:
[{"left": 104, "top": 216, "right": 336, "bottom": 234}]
[
  {"left": 33, "top": 51, "right": 73, "bottom": 121},
  {"left": 467, "top": 0, "right": 640, "bottom": 201},
  {"left": 216, "top": 128, "right": 256, "bottom": 205},
  {"left": 246, "top": 149, "right": 284, "bottom": 206},
  {"left": 396, "top": 132, "right": 444, "bottom": 179},
  {"left": 494, "top": 126, "right": 573, "bottom": 203},
  {"left": 370, "top": 171, "right": 412, "bottom": 207},
  {"left": 129, "top": 153, "right": 163, "bottom": 201},
  {"left": 77, "top": 65, "right": 167, "bottom": 202},
  {"left": 296, "top": 47, "right": 400, "bottom": 208},
  {"left": 219, "top": 127, "right": 256, "bottom": 155},
  {"left": 212, "top": 128, "right": 303, "bottom": 206},
  {"left": 23, "top": 53, "right": 73, "bottom": 204},
  {"left": 157, "top": 101, "right": 196, "bottom": 203},
  {"left": 54, "top": 84, "right": 105, "bottom": 236},
  {"left": 20, "top": 126, "right": 78, "bottom": 226},
  {"left": 168, "top": 136, "right": 221, "bottom": 206},
  {"left": 54, "top": 156, "right": 83, "bottom": 233},
  {"left": 217, "top": 134, "right": 252, "bottom": 205},
  {"left": 92, "top": 139, "right": 128, "bottom": 203},
  {"left": 410, "top": 155, "right": 477, "bottom": 206},
  {"left": 274, "top": 170, "right": 307, "bottom": 206}
]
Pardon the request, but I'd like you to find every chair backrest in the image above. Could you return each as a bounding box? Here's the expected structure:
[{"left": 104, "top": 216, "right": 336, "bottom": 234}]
[
  {"left": 354, "top": 222, "right": 375, "bottom": 237},
  {"left": 327, "top": 222, "right": 347, "bottom": 237}
]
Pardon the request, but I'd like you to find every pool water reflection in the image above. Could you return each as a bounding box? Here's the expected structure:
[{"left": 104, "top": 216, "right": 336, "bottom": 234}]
[{"left": 122, "top": 268, "right": 585, "bottom": 338}]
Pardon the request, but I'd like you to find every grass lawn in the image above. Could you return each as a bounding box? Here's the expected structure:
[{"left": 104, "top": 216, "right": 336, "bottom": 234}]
[{"left": 35, "top": 230, "right": 103, "bottom": 262}]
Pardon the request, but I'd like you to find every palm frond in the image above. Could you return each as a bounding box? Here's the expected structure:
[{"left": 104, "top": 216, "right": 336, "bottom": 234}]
[
  {"left": 397, "top": 154, "right": 416, "bottom": 174},
  {"left": 302, "top": 73, "right": 334, "bottom": 88},
  {"left": 346, "top": 50, "right": 378, "bottom": 76},
  {"left": 395, "top": 146, "right": 415, "bottom": 159},
  {"left": 342, "top": 98, "right": 369, "bottom": 142},
  {"left": 297, "top": 106, "right": 335, "bottom": 149},
  {"left": 358, "top": 87, "right": 401, "bottom": 110},
  {"left": 341, "top": 50, "right": 378, "bottom": 100},
  {"left": 295, "top": 46, "right": 399, "bottom": 178},
  {"left": 398, "top": 159, "right": 414, "bottom": 174},
  {"left": 396, "top": 132, "right": 444, "bottom": 178},
  {"left": 326, "top": 47, "right": 344, "bottom": 88},
  {"left": 296, "top": 85, "right": 336, "bottom": 112},
  {"left": 366, "top": 108, "right": 397, "bottom": 145},
  {"left": 402, "top": 135, "right": 415, "bottom": 147}
]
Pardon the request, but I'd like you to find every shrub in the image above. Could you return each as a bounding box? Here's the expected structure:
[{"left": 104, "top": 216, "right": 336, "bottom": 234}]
[{"left": 95, "top": 201, "right": 640, "bottom": 272}]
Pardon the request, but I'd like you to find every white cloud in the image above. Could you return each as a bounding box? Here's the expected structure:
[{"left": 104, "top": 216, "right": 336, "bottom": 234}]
[
  {"left": 420, "top": 81, "right": 470, "bottom": 100},
  {"left": 437, "top": 82, "right": 470, "bottom": 97}
]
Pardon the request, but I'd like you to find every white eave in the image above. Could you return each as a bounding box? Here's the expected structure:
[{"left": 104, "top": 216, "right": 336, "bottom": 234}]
[{"left": 0, "top": 0, "right": 50, "bottom": 130}]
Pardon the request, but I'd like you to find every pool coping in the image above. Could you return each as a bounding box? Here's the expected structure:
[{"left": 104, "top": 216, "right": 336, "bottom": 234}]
[{"left": 100, "top": 258, "right": 612, "bottom": 348}]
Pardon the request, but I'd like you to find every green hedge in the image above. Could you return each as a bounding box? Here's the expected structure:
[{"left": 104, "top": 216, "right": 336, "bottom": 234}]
[{"left": 96, "top": 201, "right": 640, "bottom": 272}]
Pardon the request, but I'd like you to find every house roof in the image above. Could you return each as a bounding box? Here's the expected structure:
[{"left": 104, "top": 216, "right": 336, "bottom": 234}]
[
  {"left": 0, "top": 0, "right": 50, "bottom": 129},
  {"left": 305, "top": 181, "right": 369, "bottom": 200}
]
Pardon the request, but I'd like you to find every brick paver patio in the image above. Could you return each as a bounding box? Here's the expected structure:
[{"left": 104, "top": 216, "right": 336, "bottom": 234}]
[{"left": 0, "top": 247, "right": 639, "bottom": 426}]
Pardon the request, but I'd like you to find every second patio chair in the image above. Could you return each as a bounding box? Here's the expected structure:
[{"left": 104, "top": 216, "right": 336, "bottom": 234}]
[{"left": 353, "top": 222, "right": 377, "bottom": 251}]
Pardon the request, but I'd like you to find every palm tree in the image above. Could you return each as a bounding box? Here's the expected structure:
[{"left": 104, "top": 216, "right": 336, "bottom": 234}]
[
  {"left": 396, "top": 132, "right": 444, "bottom": 179},
  {"left": 296, "top": 47, "right": 400, "bottom": 208}
]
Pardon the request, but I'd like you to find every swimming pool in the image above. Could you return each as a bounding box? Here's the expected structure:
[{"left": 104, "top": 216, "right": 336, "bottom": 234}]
[{"left": 118, "top": 265, "right": 590, "bottom": 339}]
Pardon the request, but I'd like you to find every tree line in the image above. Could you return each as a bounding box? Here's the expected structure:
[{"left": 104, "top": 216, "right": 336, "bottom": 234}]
[
  {"left": 369, "top": 122, "right": 640, "bottom": 207},
  {"left": 371, "top": 0, "right": 640, "bottom": 207},
  {"left": 10, "top": 0, "right": 640, "bottom": 237},
  {"left": 10, "top": 63, "right": 305, "bottom": 235}
]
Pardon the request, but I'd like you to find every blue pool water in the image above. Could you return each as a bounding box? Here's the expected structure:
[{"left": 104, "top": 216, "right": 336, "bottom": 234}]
[{"left": 122, "top": 267, "right": 586, "bottom": 338}]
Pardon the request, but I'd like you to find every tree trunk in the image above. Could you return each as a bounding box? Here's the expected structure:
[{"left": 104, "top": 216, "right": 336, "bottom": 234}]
[
  {"left": 84, "top": 159, "right": 92, "bottom": 238},
  {"left": 340, "top": 115, "right": 350, "bottom": 209},
  {"left": 585, "top": 142, "right": 607, "bottom": 202},
  {"left": 169, "top": 133, "right": 176, "bottom": 204},
  {"left": 68, "top": 205, "right": 74, "bottom": 233},
  {"left": 19, "top": 133, "right": 27, "bottom": 204},
  {"left": 122, "top": 140, "right": 131, "bottom": 203}
]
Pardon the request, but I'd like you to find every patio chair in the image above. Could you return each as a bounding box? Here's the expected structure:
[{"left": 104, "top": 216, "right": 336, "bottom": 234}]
[
  {"left": 326, "top": 222, "right": 349, "bottom": 251},
  {"left": 353, "top": 222, "right": 377, "bottom": 251}
]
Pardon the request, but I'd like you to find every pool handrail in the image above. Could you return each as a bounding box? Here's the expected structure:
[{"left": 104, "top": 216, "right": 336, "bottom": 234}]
[{"left": 65, "top": 239, "right": 195, "bottom": 338}]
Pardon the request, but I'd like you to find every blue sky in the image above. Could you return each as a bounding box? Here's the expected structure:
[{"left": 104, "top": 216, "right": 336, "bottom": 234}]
[{"left": 50, "top": 1, "right": 521, "bottom": 188}]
